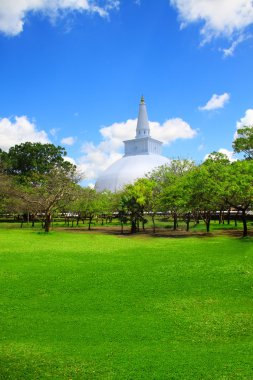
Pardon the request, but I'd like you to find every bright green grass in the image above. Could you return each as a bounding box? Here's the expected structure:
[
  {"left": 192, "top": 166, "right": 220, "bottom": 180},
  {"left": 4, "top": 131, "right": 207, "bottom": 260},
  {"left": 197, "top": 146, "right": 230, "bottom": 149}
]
[{"left": 0, "top": 229, "right": 253, "bottom": 379}]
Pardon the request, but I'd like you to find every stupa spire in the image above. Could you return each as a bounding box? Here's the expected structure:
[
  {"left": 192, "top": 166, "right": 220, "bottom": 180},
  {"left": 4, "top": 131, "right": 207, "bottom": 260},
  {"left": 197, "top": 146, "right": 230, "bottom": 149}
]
[{"left": 136, "top": 95, "right": 150, "bottom": 138}]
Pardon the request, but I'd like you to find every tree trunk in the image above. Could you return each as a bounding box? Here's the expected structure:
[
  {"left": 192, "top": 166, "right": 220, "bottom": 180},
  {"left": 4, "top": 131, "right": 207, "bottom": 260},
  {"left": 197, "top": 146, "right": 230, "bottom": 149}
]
[
  {"left": 44, "top": 213, "right": 51, "bottom": 233},
  {"left": 88, "top": 216, "right": 93, "bottom": 231},
  {"left": 241, "top": 210, "right": 248, "bottom": 237},
  {"left": 184, "top": 213, "right": 191, "bottom": 231},
  {"left": 235, "top": 213, "right": 238, "bottom": 227},
  {"left": 227, "top": 208, "right": 231, "bottom": 225},
  {"left": 205, "top": 213, "right": 211, "bottom": 233},
  {"left": 219, "top": 210, "right": 223, "bottom": 224},
  {"left": 131, "top": 219, "right": 137, "bottom": 234},
  {"left": 173, "top": 212, "right": 177, "bottom": 231},
  {"left": 206, "top": 219, "right": 210, "bottom": 233},
  {"left": 152, "top": 215, "right": 156, "bottom": 234}
]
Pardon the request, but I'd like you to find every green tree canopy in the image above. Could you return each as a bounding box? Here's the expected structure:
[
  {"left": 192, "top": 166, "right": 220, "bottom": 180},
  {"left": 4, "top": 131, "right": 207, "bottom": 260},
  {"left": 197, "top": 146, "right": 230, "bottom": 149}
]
[
  {"left": 0, "top": 142, "right": 80, "bottom": 232},
  {"left": 149, "top": 159, "right": 195, "bottom": 230},
  {"left": 1, "top": 142, "right": 75, "bottom": 184},
  {"left": 223, "top": 159, "right": 253, "bottom": 236},
  {"left": 233, "top": 125, "right": 253, "bottom": 160}
]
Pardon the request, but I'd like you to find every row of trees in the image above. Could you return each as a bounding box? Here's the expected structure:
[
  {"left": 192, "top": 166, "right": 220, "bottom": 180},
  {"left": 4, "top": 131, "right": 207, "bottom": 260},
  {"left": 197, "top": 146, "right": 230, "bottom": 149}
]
[
  {"left": 121, "top": 155, "right": 253, "bottom": 236},
  {"left": 0, "top": 124, "right": 253, "bottom": 236}
]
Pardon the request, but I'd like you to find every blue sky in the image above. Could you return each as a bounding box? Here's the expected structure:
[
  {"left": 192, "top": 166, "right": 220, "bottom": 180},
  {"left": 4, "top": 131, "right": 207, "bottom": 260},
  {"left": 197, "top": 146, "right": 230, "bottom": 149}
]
[{"left": 1, "top": 0, "right": 253, "bottom": 184}]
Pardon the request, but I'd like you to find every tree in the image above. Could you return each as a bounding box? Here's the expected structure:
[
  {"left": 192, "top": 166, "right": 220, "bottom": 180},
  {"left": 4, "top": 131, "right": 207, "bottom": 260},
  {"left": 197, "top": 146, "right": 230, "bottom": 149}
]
[
  {"left": 201, "top": 153, "right": 253, "bottom": 237},
  {"left": 149, "top": 160, "right": 195, "bottom": 231},
  {"left": 202, "top": 152, "right": 231, "bottom": 224},
  {"left": 96, "top": 191, "right": 116, "bottom": 225},
  {"left": 0, "top": 169, "right": 14, "bottom": 214},
  {"left": 17, "top": 166, "right": 79, "bottom": 232},
  {"left": 233, "top": 125, "right": 253, "bottom": 160},
  {"left": 2, "top": 142, "right": 80, "bottom": 232},
  {"left": 74, "top": 188, "right": 102, "bottom": 230},
  {"left": 180, "top": 153, "right": 229, "bottom": 233},
  {"left": 131, "top": 178, "right": 161, "bottom": 233},
  {"left": 2, "top": 142, "right": 74, "bottom": 184},
  {"left": 223, "top": 160, "right": 253, "bottom": 237},
  {"left": 119, "top": 182, "right": 149, "bottom": 233}
]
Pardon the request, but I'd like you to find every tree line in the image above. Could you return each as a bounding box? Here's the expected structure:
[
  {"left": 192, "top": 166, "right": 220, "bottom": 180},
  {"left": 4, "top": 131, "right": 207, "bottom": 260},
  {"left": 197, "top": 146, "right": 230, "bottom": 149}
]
[{"left": 0, "top": 124, "right": 253, "bottom": 236}]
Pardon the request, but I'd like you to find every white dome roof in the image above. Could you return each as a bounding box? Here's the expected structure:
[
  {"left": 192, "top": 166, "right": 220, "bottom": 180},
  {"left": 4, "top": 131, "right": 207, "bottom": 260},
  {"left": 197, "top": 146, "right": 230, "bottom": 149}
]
[{"left": 95, "top": 154, "right": 169, "bottom": 192}]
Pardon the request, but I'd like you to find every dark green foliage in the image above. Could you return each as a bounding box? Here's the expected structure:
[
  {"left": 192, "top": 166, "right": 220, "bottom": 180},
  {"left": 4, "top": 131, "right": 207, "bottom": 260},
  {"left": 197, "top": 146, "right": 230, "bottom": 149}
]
[
  {"left": 3, "top": 142, "right": 74, "bottom": 180},
  {"left": 0, "top": 143, "right": 79, "bottom": 232}
]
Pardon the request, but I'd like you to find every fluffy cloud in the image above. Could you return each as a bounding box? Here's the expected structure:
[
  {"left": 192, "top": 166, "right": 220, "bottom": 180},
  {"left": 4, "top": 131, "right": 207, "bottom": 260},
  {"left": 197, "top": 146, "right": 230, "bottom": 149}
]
[
  {"left": 204, "top": 148, "right": 236, "bottom": 162},
  {"left": 170, "top": 0, "right": 253, "bottom": 51},
  {"left": 0, "top": 115, "right": 49, "bottom": 151},
  {"left": 61, "top": 136, "right": 76, "bottom": 146},
  {"left": 0, "top": 0, "right": 119, "bottom": 36},
  {"left": 199, "top": 93, "right": 230, "bottom": 111},
  {"left": 78, "top": 142, "right": 122, "bottom": 181},
  {"left": 151, "top": 118, "right": 197, "bottom": 143},
  {"left": 236, "top": 108, "right": 253, "bottom": 129},
  {"left": 78, "top": 117, "right": 197, "bottom": 180},
  {"left": 218, "top": 148, "right": 236, "bottom": 161},
  {"left": 64, "top": 156, "right": 76, "bottom": 164},
  {"left": 234, "top": 108, "right": 253, "bottom": 139}
]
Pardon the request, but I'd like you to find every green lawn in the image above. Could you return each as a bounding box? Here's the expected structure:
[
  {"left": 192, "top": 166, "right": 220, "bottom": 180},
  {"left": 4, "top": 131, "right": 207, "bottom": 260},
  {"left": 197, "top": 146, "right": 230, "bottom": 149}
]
[{"left": 0, "top": 228, "right": 253, "bottom": 379}]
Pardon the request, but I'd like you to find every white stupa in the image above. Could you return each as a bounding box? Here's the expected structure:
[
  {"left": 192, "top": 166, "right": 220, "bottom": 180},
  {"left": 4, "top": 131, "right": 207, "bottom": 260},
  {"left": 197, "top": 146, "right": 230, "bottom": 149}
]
[{"left": 95, "top": 96, "right": 170, "bottom": 192}]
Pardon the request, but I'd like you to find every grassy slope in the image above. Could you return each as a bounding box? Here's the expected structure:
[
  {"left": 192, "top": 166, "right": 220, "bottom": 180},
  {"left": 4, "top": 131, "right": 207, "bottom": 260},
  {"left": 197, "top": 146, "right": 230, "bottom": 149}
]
[{"left": 0, "top": 229, "right": 253, "bottom": 379}]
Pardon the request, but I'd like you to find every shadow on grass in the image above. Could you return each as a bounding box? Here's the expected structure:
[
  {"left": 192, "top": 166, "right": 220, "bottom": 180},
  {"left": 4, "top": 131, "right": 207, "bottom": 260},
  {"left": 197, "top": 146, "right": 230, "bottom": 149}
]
[{"left": 59, "top": 226, "right": 253, "bottom": 239}]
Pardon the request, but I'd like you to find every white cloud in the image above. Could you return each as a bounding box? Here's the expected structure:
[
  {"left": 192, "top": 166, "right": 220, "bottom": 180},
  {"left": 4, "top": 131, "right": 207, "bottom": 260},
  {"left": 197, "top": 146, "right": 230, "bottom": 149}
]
[
  {"left": 234, "top": 108, "right": 253, "bottom": 139},
  {"left": 218, "top": 148, "right": 236, "bottom": 161},
  {"left": 64, "top": 156, "right": 76, "bottom": 165},
  {"left": 221, "top": 33, "right": 251, "bottom": 57},
  {"left": 0, "top": 115, "right": 50, "bottom": 151},
  {"left": 61, "top": 136, "right": 76, "bottom": 146},
  {"left": 204, "top": 148, "right": 236, "bottom": 162},
  {"left": 150, "top": 118, "right": 197, "bottom": 144},
  {"left": 199, "top": 93, "right": 230, "bottom": 111},
  {"left": 78, "top": 141, "right": 123, "bottom": 180},
  {"left": 236, "top": 108, "right": 253, "bottom": 129},
  {"left": 78, "top": 117, "right": 197, "bottom": 180},
  {"left": 170, "top": 0, "right": 253, "bottom": 52},
  {"left": 0, "top": 0, "right": 119, "bottom": 36}
]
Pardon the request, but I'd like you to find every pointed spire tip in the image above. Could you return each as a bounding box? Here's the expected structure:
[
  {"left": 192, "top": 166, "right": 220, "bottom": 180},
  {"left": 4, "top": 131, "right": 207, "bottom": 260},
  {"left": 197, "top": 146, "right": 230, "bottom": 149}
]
[{"left": 140, "top": 95, "right": 145, "bottom": 104}]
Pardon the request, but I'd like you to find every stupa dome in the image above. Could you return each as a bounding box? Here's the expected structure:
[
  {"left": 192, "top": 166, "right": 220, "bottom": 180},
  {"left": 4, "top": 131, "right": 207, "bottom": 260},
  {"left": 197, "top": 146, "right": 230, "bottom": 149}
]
[
  {"left": 95, "top": 96, "right": 170, "bottom": 192},
  {"left": 95, "top": 154, "right": 169, "bottom": 192}
]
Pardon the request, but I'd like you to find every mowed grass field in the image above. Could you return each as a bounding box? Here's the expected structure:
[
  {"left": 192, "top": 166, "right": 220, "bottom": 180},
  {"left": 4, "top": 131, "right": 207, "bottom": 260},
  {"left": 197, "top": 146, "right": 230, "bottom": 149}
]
[{"left": 0, "top": 228, "right": 253, "bottom": 379}]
